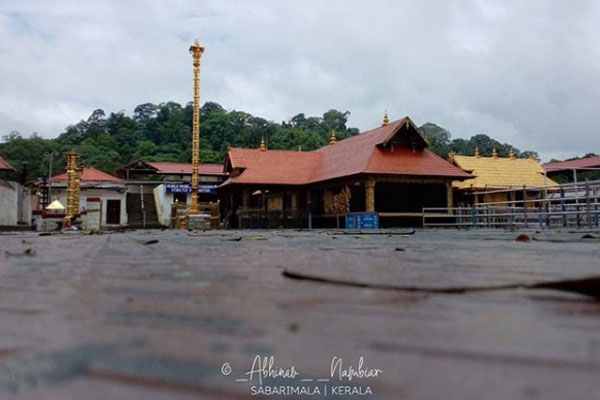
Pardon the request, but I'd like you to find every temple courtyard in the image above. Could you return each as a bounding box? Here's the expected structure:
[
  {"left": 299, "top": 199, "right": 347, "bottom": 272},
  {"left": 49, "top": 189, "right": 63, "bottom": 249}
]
[{"left": 0, "top": 229, "right": 599, "bottom": 399}]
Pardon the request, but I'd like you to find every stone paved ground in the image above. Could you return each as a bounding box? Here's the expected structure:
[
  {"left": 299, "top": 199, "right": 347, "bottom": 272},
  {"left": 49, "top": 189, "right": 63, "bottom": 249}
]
[{"left": 0, "top": 229, "right": 600, "bottom": 399}]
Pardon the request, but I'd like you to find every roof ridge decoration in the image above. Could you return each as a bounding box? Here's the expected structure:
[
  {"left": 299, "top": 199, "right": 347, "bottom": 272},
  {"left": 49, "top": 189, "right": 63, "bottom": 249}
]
[
  {"left": 509, "top": 148, "right": 515, "bottom": 159},
  {"left": 474, "top": 146, "right": 480, "bottom": 158},
  {"left": 259, "top": 137, "right": 266, "bottom": 151},
  {"left": 382, "top": 111, "right": 389, "bottom": 127},
  {"left": 329, "top": 130, "right": 337, "bottom": 145},
  {"left": 448, "top": 150, "right": 456, "bottom": 163},
  {"left": 492, "top": 148, "right": 498, "bottom": 159}
]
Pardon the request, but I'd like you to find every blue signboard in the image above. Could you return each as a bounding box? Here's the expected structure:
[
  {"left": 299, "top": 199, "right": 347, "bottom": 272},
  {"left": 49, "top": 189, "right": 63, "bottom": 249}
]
[
  {"left": 166, "top": 183, "right": 191, "bottom": 193},
  {"left": 198, "top": 185, "right": 218, "bottom": 194},
  {"left": 346, "top": 214, "right": 357, "bottom": 229},
  {"left": 358, "top": 213, "right": 379, "bottom": 229},
  {"left": 166, "top": 183, "right": 218, "bottom": 194},
  {"left": 346, "top": 212, "right": 379, "bottom": 229}
]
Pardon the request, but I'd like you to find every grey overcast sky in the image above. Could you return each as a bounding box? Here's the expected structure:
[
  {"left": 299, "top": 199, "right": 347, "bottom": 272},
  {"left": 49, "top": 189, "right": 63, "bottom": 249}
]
[{"left": 0, "top": 0, "right": 599, "bottom": 161}]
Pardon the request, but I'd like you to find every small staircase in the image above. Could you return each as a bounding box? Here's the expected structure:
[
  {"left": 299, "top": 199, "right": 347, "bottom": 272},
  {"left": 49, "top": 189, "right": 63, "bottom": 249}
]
[{"left": 127, "top": 192, "right": 162, "bottom": 229}]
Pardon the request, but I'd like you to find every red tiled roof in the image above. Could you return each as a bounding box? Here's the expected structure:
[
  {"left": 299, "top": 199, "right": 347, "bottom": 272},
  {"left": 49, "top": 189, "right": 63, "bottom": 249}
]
[
  {"left": 543, "top": 157, "right": 600, "bottom": 172},
  {"left": 51, "top": 167, "right": 123, "bottom": 183},
  {"left": 0, "top": 156, "right": 15, "bottom": 171},
  {"left": 225, "top": 149, "right": 321, "bottom": 185},
  {"left": 222, "top": 117, "right": 470, "bottom": 186},
  {"left": 145, "top": 162, "right": 226, "bottom": 176}
]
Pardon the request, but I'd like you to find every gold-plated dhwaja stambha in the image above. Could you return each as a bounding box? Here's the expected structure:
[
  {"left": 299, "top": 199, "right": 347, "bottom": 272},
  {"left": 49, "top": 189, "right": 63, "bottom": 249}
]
[
  {"left": 188, "top": 39, "right": 205, "bottom": 215},
  {"left": 65, "top": 150, "right": 80, "bottom": 219}
]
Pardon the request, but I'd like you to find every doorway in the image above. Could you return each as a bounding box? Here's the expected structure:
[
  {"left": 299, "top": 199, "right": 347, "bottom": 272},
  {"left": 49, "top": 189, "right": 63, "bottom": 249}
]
[{"left": 106, "top": 199, "right": 121, "bottom": 225}]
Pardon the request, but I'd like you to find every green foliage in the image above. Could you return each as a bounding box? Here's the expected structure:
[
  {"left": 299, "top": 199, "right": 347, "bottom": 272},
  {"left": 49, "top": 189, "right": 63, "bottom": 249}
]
[
  {"left": 1, "top": 102, "right": 549, "bottom": 182},
  {"left": 0, "top": 102, "right": 360, "bottom": 180},
  {"left": 419, "top": 123, "right": 539, "bottom": 160}
]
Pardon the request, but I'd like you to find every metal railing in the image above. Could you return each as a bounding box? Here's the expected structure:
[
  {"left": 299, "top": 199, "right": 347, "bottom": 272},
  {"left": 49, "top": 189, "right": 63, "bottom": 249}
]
[{"left": 423, "top": 179, "right": 600, "bottom": 229}]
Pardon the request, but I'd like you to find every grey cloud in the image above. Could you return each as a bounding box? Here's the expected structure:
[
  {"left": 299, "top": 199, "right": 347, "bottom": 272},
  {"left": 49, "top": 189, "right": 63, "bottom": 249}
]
[{"left": 0, "top": 0, "right": 598, "bottom": 161}]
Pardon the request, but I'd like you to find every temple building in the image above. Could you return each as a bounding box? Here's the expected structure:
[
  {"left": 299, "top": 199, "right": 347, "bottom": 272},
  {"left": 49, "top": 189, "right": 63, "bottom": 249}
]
[
  {"left": 449, "top": 148, "right": 557, "bottom": 206},
  {"left": 219, "top": 116, "right": 470, "bottom": 228}
]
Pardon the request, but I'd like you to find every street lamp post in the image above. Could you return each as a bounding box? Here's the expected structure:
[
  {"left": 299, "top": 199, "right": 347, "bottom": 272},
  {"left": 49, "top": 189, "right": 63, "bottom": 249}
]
[{"left": 188, "top": 39, "right": 205, "bottom": 216}]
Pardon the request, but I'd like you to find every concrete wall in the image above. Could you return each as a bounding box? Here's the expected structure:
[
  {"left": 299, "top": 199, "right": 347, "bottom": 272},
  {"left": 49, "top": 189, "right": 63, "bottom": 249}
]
[
  {"left": 154, "top": 184, "right": 171, "bottom": 226},
  {"left": 0, "top": 181, "right": 18, "bottom": 226},
  {"left": 18, "top": 185, "right": 32, "bottom": 224}
]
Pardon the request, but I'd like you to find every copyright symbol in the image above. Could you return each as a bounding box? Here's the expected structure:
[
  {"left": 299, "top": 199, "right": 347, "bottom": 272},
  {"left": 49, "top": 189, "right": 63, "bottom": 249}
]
[{"left": 221, "top": 362, "right": 232, "bottom": 375}]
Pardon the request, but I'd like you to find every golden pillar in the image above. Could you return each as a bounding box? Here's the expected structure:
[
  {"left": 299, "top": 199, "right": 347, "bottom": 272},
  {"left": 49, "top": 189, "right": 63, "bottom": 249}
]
[
  {"left": 73, "top": 166, "right": 81, "bottom": 214},
  {"left": 65, "top": 151, "right": 80, "bottom": 218},
  {"left": 445, "top": 181, "right": 453, "bottom": 214},
  {"left": 365, "top": 180, "right": 376, "bottom": 212},
  {"left": 188, "top": 39, "right": 205, "bottom": 215}
]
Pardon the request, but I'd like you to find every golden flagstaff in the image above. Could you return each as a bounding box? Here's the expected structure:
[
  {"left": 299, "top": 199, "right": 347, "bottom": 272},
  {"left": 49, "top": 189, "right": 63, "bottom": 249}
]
[
  {"left": 188, "top": 39, "right": 205, "bottom": 215},
  {"left": 64, "top": 150, "right": 80, "bottom": 221}
]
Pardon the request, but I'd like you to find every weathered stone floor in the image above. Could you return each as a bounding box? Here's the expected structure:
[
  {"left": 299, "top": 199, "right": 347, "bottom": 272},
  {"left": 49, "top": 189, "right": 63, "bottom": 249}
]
[{"left": 0, "top": 229, "right": 600, "bottom": 399}]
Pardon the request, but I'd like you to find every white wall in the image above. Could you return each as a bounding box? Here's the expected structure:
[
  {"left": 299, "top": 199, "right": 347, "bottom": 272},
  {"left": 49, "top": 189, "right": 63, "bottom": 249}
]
[
  {"left": 52, "top": 187, "right": 127, "bottom": 226},
  {"left": 154, "top": 184, "right": 171, "bottom": 226},
  {"left": 0, "top": 181, "right": 18, "bottom": 226},
  {"left": 18, "top": 185, "right": 32, "bottom": 224}
]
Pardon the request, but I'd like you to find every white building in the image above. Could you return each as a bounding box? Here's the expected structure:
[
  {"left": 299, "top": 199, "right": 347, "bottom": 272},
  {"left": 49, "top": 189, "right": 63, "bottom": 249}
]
[
  {"left": 44, "top": 167, "right": 127, "bottom": 227},
  {"left": 0, "top": 156, "right": 31, "bottom": 228}
]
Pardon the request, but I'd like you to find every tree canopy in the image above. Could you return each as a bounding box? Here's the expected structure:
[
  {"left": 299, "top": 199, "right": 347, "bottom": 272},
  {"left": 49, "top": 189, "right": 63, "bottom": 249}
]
[{"left": 1, "top": 102, "right": 540, "bottom": 181}]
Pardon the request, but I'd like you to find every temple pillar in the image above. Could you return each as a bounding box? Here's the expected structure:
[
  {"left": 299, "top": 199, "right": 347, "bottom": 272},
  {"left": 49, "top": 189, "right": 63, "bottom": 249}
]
[
  {"left": 445, "top": 181, "right": 453, "bottom": 214},
  {"left": 242, "top": 188, "right": 249, "bottom": 209},
  {"left": 365, "top": 180, "right": 376, "bottom": 212},
  {"left": 291, "top": 190, "right": 298, "bottom": 211}
]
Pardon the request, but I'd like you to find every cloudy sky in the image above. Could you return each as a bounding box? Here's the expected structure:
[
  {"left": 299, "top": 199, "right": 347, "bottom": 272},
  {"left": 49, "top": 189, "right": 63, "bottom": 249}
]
[{"left": 0, "top": 0, "right": 599, "bottom": 161}]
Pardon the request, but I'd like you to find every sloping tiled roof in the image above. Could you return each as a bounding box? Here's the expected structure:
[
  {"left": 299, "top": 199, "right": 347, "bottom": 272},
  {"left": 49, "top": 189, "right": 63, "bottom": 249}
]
[
  {"left": 52, "top": 167, "right": 123, "bottom": 183},
  {"left": 222, "top": 117, "right": 470, "bottom": 186},
  {"left": 145, "top": 162, "right": 226, "bottom": 176},
  {"left": 224, "top": 149, "right": 321, "bottom": 185},
  {"left": 0, "top": 156, "right": 15, "bottom": 171},
  {"left": 452, "top": 155, "right": 557, "bottom": 190},
  {"left": 543, "top": 157, "right": 600, "bottom": 172}
]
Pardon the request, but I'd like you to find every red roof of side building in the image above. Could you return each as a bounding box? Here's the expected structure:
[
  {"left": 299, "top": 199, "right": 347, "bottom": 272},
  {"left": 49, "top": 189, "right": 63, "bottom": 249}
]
[
  {"left": 543, "top": 157, "right": 600, "bottom": 172},
  {"left": 0, "top": 156, "right": 15, "bottom": 171},
  {"left": 226, "top": 148, "right": 321, "bottom": 185},
  {"left": 145, "top": 162, "right": 226, "bottom": 176},
  {"left": 222, "top": 117, "right": 470, "bottom": 186},
  {"left": 51, "top": 167, "right": 123, "bottom": 183}
]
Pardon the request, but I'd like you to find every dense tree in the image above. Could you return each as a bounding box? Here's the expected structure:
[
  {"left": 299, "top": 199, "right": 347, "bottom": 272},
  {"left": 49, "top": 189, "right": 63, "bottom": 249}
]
[
  {"left": 1, "top": 101, "right": 546, "bottom": 180},
  {"left": 420, "top": 123, "right": 538, "bottom": 160}
]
